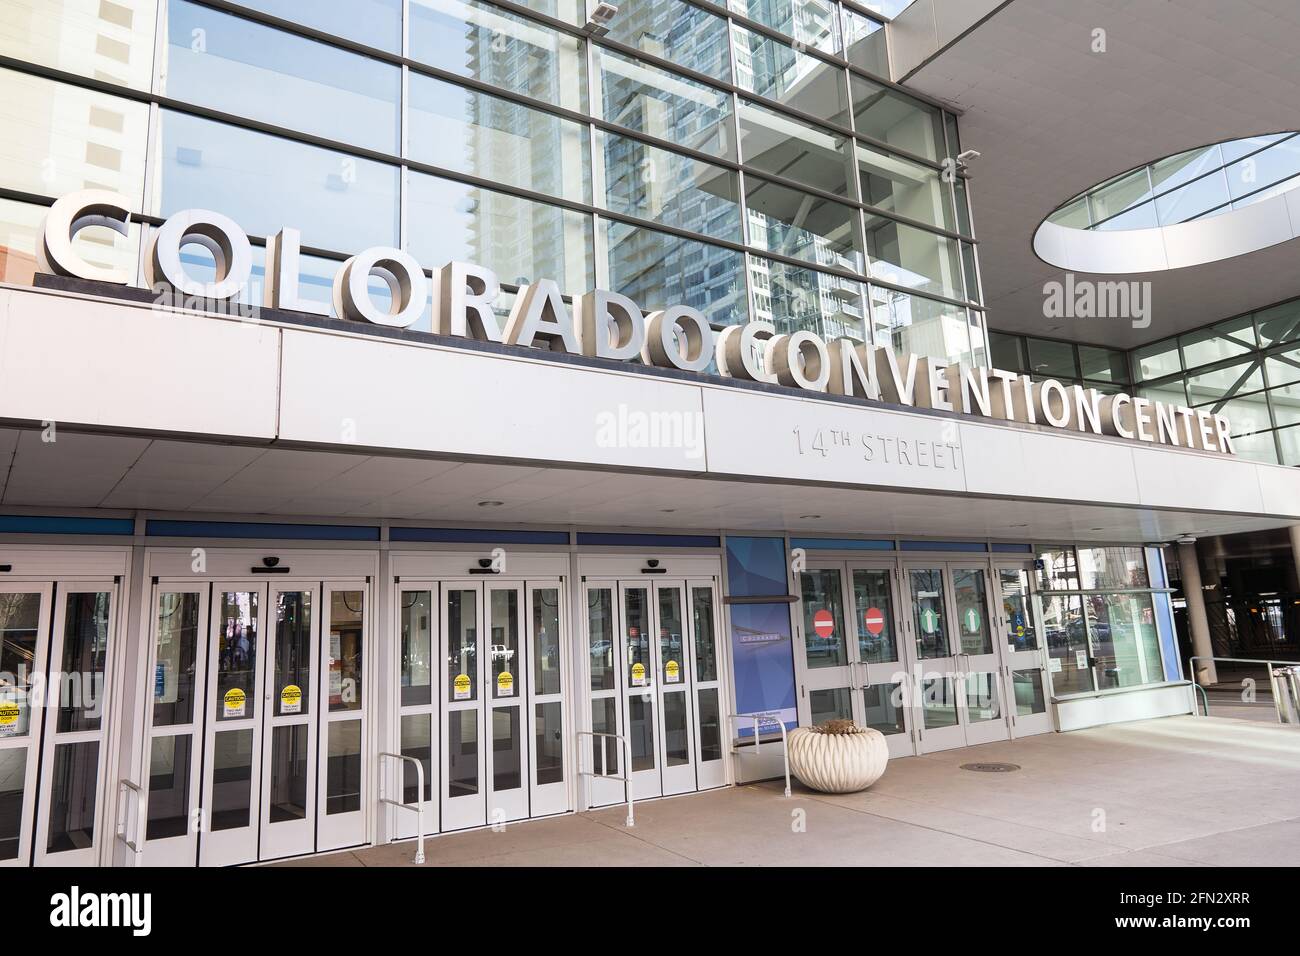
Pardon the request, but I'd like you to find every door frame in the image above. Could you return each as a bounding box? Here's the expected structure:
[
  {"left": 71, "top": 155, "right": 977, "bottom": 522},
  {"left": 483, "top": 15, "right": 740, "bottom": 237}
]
[
  {"left": 991, "top": 561, "right": 1054, "bottom": 738},
  {"left": 0, "top": 581, "right": 53, "bottom": 868}
]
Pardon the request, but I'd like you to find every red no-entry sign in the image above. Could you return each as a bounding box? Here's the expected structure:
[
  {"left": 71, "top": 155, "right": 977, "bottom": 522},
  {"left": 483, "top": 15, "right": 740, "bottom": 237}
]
[
  {"left": 863, "top": 607, "right": 885, "bottom": 636},
  {"left": 812, "top": 609, "right": 834, "bottom": 638}
]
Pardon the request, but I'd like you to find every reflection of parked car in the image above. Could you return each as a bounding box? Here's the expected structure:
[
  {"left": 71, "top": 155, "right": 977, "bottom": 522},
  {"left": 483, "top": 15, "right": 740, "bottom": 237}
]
[
  {"left": 589, "top": 639, "right": 612, "bottom": 658},
  {"left": 806, "top": 634, "right": 839, "bottom": 658},
  {"left": 490, "top": 644, "right": 514, "bottom": 663}
]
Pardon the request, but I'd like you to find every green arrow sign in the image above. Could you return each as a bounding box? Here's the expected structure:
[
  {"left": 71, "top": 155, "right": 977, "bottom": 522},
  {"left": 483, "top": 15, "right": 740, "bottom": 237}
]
[
  {"left": 920, "top": 608, "right": 938, "bottom": 634},
  {"left": 963, "top": 607, "right": 981, "bottom": 633}
]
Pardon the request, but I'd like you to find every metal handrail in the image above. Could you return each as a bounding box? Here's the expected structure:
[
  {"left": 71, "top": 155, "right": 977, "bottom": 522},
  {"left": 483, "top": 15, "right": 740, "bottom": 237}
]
[
  {"left": 575, "top": 730, "right": 634, "bottom": 827},
  {"left": 727, "top": 714, "right": 791, "bottom": 798},
  {"left": 1189, "top": 655, "right": 1300, "bottom": 723},
  {"left": 115, "top": 778, "right": 145, "bottom": 866},
  {"left": 377, "top": 752, "right": 426, "bottom": 864}
]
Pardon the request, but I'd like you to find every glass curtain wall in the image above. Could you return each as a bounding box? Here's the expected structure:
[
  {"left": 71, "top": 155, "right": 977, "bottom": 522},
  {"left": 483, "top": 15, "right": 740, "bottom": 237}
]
[
  {"left": 0, "top": 0, "right": 986, "bottom": 364},
  {"left": 989, "top": 330, "right": 1132, "bottom": 395},
  {"left": 1129, "top": 297, "right": 1300, "bottom": 465}
]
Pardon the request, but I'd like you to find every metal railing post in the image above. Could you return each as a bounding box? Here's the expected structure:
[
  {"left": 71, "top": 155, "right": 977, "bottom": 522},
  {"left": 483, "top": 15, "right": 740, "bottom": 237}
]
[
  {"left": 377, "top": 752, "right": 425, "bottom": 864},
  {"left": 575, "top": 730, "right": 635, "bottom": 828},
  {"left": 115, "top": 779, "right": 144, "bottom": 867},
  {"left": 1189, "top": 655, "right": 1300, "bottom": 724},
  {"left": 727, "top": 714, "right": 791, "bottom": 798}
]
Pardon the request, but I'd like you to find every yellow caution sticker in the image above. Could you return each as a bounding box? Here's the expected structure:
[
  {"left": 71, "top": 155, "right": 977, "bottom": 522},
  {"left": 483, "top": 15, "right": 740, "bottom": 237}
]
[
  {"left": 223, "top": 687, "right": 247, "bottom": 718},
  {"left": 665, "top": 660, "right": 680, "bottom": 683},
  {"left": 453, "top": 673, "right": 472, "bottom": 700},
  {"left": 0, "top": 699, "right": 20, "bottom": 729},
  {"left": 280, "top": 684, "right": 302, "bottom": 714},
  {"left": 631, "top": 662, "right": 646, "bottom": 687},
  {"left": 496, "top": 671, "right": 514, "bottom": 696}
]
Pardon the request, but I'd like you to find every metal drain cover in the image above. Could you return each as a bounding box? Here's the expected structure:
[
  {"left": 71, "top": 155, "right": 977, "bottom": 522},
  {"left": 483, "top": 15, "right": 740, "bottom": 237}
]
[{"left": 960, "top": 762, "right": 1021, "bottom": 773}]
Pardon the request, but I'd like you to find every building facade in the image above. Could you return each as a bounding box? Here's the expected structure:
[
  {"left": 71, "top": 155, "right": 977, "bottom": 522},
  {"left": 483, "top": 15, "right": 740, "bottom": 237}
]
[{"left": 0, "top": 0, "right": 1297, "bottom": 868}]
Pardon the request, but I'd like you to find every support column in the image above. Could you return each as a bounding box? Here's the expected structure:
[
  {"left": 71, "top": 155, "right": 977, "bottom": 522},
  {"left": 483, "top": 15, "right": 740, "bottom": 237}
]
[
  {"left": 1178, "top": 539, "right": 1217, "bottom": 686},
  {"left": 1289, "top": 525, "right": 1300, "bottom": 590}
]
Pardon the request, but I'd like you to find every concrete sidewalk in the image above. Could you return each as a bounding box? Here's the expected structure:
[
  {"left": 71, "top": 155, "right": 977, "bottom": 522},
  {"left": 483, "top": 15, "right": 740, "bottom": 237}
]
[{"left": 277, "top": 716, "right": 1300, "bottom": 867}]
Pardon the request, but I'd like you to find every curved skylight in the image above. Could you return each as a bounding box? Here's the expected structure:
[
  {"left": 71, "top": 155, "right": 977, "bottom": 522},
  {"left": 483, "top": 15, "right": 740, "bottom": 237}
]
[{"left": 1048, "top": 133, "right": 1300, "bottom": 232}]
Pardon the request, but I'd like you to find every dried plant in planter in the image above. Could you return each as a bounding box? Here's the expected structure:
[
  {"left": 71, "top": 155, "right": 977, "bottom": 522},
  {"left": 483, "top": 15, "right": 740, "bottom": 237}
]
[{"left": 811, "top": 718, "right": 865, "bottom": 735}]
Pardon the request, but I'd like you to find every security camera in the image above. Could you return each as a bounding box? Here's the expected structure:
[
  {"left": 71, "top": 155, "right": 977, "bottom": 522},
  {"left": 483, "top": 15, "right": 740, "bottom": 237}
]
[
  {"left": 956, "top": 149, "right": 981, "bottom": 164},
  {"left": 582, "top": 2, "right": 618, "bottom": 37}
]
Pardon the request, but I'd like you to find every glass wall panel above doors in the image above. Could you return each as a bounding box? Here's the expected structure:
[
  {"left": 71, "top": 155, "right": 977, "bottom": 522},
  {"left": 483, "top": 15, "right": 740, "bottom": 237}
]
[
  {"left": 0, "top": 0, "right": 158, "bottom": 90},
  {"left": 603, "top": 0, "right": 731, "bottom": 79},
  {"left": 737, "top": 98, "right": 856, "bottom": 198},
  {"left": 732, "top": 23, "right": 850, "bottom": 127},
  {"left": 237, "top": 0, "right": 403, "bottom": 51}
]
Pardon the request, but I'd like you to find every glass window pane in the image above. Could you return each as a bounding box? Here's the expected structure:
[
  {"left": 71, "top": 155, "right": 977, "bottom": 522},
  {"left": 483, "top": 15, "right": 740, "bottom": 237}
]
[
  {"left": 273, "top": 591, "right": 311, "bottom": 716},
  {"left": 0, "top": 750, "right": 26, "bottom": 859},
  {"left": 658, "top": 588, "right": 685, "bottom": 684},
  {"left": 45, "top": 741, "right": 99, "bottom": 853},
  {"left": 1200, "top": 393, "right": 1270, "bottom": 438},
  {"left": 145, "top": 734, "right": 191, "bottom": 840},
  {"left": 921, "top": 677, "right": 956, "bottom": 728},
  {"left": 1180, "top": 315, "right": 1256, "bottom": 369},
  {"left": 752, "top": 257, "right": 865, "bottom": 341},
  {"left": 1036, "top": 548, "right": 1078, "bottom": 591},
  {"left": 1155, "top": 165, "right": 1230, "bottom": 225},
  {"left": 0, "top": 197, "right": 140, "bottom": 287},
  {"left": 535, "top": 701, "right": 564, "bottom": 784},
  {"left": 852, "top": 569, "right": 896, "bottom": 663},
  {"left": 0, "top": 68, "right": 149, "bottom": 208},
  {"left": 737, "top": 98, "right": 854, "bottom": 197},
  {"left": 401, "top": 591, "right": 433, "bottom": 707},
  {"left": 598, "top": 131, "right": 741, "bottom": 242},
  {"left": 861, "top": 683, "right": 904, "bottom": 734},
  {"left": 0, "top": 1, "right": 157, "bottom": 89},
  {"left": 532, "top": 588, "right": 562, "bottom": 697},
  {"left": 858, "top": 142, "right": 955, "bottom": 231},
  {"left": 691, "top": 587, "right": 718, "bottom": 682},
  {"left": 1012, "top": 670, "right": 1046, "bottom": 716},
  {"left": 1078, "top": 546, "right": 1150, "bottom": 590},
  {"left": 156, "top": 110, "right": 399, "bottom": 250},
  {"left": 1269, "top": 382, "right": 1300, "bottom": 429},
  {"left": 0, "top": 592, "right": 42, "bottom": 739},
  {"left": 1086, "top": 593, "right": 1162, "bottom": 690},
  {"left": 489, "top": 590, "right": 519, "bottom": 699},
  {"left": 590, "top": 697, "right": 619, "bottom": 774},
  {"left": 964, "top": 672, "right": 1001, "bottom": 722},
  {"left": 267, "top": 724, "right": 309, "bottom": 823},
  {"left": 406, "top": 170, "right": 593, "bottom": 293},
  {"left": 663, "top": 691, "right": 690, "bottom": 765},
  {"left": 1026, "top": 338, "right": 1077, "bottom": 380},
  {"left": 696, "top": 688, "right": 722, "bottom": 761},
  {"left": 607, "top": 0, "right": 730, "bottom": 77},
  {"left": 1265, "top": 347, "right": 1300, "bottom": 388},
  {"left": 56, "top": 592, "right": 111, "bottom": 733},
  {"left": 163, "top": 1, "right": 400, "bottom": 152},
  {"left": 448, "top": 709, "right": 478, "bottom": 796},
  {"left": 587, "top": 589, "right": 614, "bottom": 692},
  {"left": 328, "top": 591, "right": 364, "bottom": 712},
  {"left": 909, "top": 569, "right": 948, "bottom": 660},
  {"left": 1232, "top": 428, "right": 1278, "bottom": 464},
  {"left": 492, "top": 706, "right": 522, "bottom": 790},
  {"left": 1087, "top": 167, "right": 1153, "bottom": 225},
  {"left": 624, "top": 588, "right": 651, "bottom": 688},
  {"left": 1040, "top": 593, "right": 1091, "bottom": 695},
  {"left": 1224, "top": 137, "right": 1300, "bottom": 201},
  {"left": 447, "top": 589, "right": 478, "bottom": 702},
  {"left": 604, "top": 219, "right": 746, "bottom": 330},
  {"left": 809, "top": 687, "right": 851, "bottom": 725},
  {"left": 399, "top": 713, "right": 432, "bottom": 803},
  {"left": 153, "top": 592, "right": 199, "bottom": 728},
  {"left": 865, "top": 214, "right": 964, "bottom": 300},
  {"left": 1184, "top": 358, "right": 1264, "bottom": 405},
  {"left": 325, "top": 719, "right": 362, "bottom": 814},
  {"left": 1133, "top": 340, "right": 1182, "bottom": 381},
  {"left": 746, "top": 175, "right": 864, "bottom": 272},
  {"left": 732, "top": 24, "right": 849, "bottom": 126},
  {"left": 210, "top": 728, "right": 253, "bottom": 830},
  {"left": 998, "top": 568, "right": 1037, "bottom": 651},
  {"left": 988, "top": 331, "right": 1026, "bottom": 372},
  {"left": 1256, "top": 299, "right": 1300, "bottom": 347},
  {"left": 842, "top": 7, "right": 888, "bottom": 77},
  {"left": 408, "top": 72, "right": 591, "bottom": 204},
  {"left": 731, "top": 0, "right": 840, "bottom": 54},
  {"left": 1138, "top": 381, "right": 1188, "bottom": 408},
  {"left": 951, "top": 568, "right": 991, "bottom": 655},
  {"left": 870, "top": 287, "right": 972, "bottom": 365},
  {"left": 1078, "top": 345, "right": 1128, "bottom": 383},
  {"left": 593, "top": 46, "right": 732, "bottom": 159},
  {"left": 800, "top": 568, "right": 847, "bottom": 668},
  {"left": 410, "top": 0, "right": 586, "bottom": 112},
  {"left": 628, "top": 694, "right": 655, "bottom": 771},
  {"left": 850, "top": 74, "right": 944, "bottom": 161},
  {"left": 236, "top": 0, "right": 402, "bottom": 51}
]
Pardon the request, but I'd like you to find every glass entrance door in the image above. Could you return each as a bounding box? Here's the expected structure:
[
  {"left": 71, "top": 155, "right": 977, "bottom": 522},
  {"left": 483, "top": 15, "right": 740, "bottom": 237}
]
[
  {"left": 0, "top": 584, "right": 52, "bottom": 867},
  {"left": 583, "top": 578, "right": 724, "bottom": 805},
  {"left": 797, "top": 563, "right": 913, "bottom": 757},
  {"left": 994, "top": 564, "right": 1053, "bottom": 737}
]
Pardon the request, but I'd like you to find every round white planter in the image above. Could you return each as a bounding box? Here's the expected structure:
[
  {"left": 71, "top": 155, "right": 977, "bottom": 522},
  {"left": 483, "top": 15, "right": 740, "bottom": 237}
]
[{"left": 787, "top": 727, "right": 889, "bottom": 793}]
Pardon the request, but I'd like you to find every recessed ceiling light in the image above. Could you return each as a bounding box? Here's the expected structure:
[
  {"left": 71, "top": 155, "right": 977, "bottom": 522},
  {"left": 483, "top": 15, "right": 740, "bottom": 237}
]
[
  {"left": 660, "top": 508, "right": 676, "bottom": 513},
  {"left": 800, "top": 514, "right": 821, "bottom": 519},
  {"left": 477, "top": 500, "right": 504, "bottom": 507}
]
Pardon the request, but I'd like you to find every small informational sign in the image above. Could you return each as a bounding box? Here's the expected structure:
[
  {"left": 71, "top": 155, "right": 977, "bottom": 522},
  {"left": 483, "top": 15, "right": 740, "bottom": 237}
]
[
  {"left": 665, "top": 660, "right": 680, "bottom": 683},
  {"left": 0, "top": 699, "right": 21, "bottom": 737},
  {"left": 280, "top": 684, "right": 302, "bottom": 714},
  {"left": 223, "top": 687, "right": 247, "bottom": 718},
  {"left": 1075, "top": 650, "right": 1088, "bottom": 669},
  {"left": 863, "top": 607, "right": 885, "bottom": 636},
  {"left": 155, "top": 663, "right": 165, "bottom": 699},
  {"left": 812, "top": 609, "right": 834, "bottom": 639},
  {"left": 496, "top": 671, "right": 514, "bottom": 696},
  {"left": 1048, "top": 657, "right": 1063, "bottom": 673},
  {"left": 630, "top": 662, "right": 647, "bottom": 687},
  {"left": 962, "top": 607, "right": 981, "bottom": 633},
  {"left": 1008, "top": 643, "right": 1017, "bottom": 655},
  {"left": 453, "top": 673, "right": 472, "bottom": 700}
]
